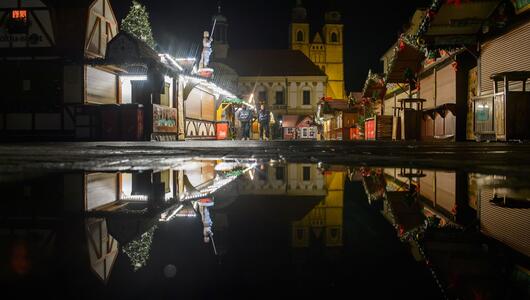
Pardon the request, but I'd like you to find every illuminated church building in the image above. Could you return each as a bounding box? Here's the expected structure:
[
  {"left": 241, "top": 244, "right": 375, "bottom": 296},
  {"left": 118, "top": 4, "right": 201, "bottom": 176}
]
[
  {"left": 212, "top": 3, "right": 348, "bottom": 139},
  {"left": 290, "top": 0, "right": 346, "bottom": 101}
]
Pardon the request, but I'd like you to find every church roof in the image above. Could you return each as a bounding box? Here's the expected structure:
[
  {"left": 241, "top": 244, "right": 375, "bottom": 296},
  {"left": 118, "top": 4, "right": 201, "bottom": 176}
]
[{"left": 217, "top": 49, "right": 326, "bottom": 77}]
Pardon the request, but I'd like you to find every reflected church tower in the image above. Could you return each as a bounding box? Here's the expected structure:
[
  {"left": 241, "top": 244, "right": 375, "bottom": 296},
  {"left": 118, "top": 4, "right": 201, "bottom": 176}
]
[{"left": 292, "top": 170, "right": 345, "bottom": 248}]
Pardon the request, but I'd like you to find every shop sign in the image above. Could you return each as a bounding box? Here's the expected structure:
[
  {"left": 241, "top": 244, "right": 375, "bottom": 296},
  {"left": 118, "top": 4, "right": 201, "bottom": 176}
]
[
  {"left": 153, "top": 104, "right": 178, "bottom": 133},
  {"left": 0, "top": 33, "right": 43, "bottom": 44}
]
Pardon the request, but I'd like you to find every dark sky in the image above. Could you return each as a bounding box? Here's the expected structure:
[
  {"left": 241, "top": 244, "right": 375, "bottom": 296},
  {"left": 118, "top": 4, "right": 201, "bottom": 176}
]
[{"left": 112, "top": 0, "right": 430, "bottom": 92}]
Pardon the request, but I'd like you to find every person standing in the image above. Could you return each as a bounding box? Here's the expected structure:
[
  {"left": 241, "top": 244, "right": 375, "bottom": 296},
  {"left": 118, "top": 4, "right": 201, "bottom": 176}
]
[
  {"left": 258, "top": 104, "right": 271, "bottom": 141},
  {"left": 237, "top": 105, "right": 253, "bottom": 140}
]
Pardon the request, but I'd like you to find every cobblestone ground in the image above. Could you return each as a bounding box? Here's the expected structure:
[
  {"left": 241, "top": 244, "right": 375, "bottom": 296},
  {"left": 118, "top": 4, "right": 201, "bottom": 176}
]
[{"left": 0, "top": 140, "right": 529, "bottom": 174}]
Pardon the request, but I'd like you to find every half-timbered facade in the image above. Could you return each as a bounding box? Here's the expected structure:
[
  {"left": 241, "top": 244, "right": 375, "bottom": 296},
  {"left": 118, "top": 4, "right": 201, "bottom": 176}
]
[{"left": 0, "top": 0, "right": 122, "bottom": 140}]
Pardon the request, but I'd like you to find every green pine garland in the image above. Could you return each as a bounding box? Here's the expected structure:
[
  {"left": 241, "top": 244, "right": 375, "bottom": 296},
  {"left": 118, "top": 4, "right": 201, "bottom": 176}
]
[
  {"left": 121, "top": 0, "right": 156, "bottom": 49},
  {"left": 222, "top": 168, "right": 245, "bottom": 178},
  {"left": 223, "top": 98, "right": 246, "bottom": 105}
]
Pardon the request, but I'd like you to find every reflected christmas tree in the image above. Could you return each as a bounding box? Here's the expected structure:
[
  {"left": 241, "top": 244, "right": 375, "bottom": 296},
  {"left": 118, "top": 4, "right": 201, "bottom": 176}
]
[{"left": 122, "top": 225, "right": 158, "bottom": 271}]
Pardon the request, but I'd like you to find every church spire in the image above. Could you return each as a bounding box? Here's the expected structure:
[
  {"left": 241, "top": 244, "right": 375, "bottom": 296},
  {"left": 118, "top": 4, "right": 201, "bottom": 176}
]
[
  {"left": 292, "top": 0, "right": 307, "bottom": 22},
  {"left": 212, "top": 1, "right": 229, "bottom": 59}
]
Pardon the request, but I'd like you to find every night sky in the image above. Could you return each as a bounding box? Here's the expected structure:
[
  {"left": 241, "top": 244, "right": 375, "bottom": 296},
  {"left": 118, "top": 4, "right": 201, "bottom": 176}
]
[{"left": 112, "top": 0, "right": 430, "bottom": 92}]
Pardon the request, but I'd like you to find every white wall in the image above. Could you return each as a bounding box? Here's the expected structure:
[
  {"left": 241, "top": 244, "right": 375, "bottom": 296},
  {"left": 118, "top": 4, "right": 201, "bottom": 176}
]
[{"left": 239, "top": 77, "right": 326, "bottom": 111}]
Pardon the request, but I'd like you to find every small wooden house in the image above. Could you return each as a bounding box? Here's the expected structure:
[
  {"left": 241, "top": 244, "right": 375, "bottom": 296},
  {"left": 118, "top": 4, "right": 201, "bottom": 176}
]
[
  {"left": 318, "top": 99, "right": 361, "bottom": 140},
  {"left": 282, "top": 115, "right": 318, "bottom": 140}
]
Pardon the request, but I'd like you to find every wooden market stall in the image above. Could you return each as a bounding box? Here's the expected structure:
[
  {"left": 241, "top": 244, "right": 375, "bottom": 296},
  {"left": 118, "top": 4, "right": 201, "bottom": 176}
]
[
  {"left": 90, "top": 31, "right": 182, "bottom": 141},
  {"left": 474, "top": 72, "right": 530, "bottom": 141},
  {"left": 317, "top": 98, "right": 361, "bottom": 141},
  {"left": 361, "top": 71, "right": 390, "bottom": 140},
  {"left": 384, "top": 35, "right": 426, "bottom": 141}
]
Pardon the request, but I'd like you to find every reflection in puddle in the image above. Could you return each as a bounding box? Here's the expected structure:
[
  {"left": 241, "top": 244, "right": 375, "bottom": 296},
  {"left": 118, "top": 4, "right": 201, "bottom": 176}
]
[{"left": 0, "top": 160, "right": 529, "bottom": 299}]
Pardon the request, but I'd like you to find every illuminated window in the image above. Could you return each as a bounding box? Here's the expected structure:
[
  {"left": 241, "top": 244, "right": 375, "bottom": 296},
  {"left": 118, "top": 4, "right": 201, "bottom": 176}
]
[
  {"left": 303, "top": 166, "right": 311, "bottom": 181},
  {"left": 303, "top": 90, "right": 311, "bottom": 105},
  {"left": 259, "top": 168, "right": 268, "bottom": 181},
  {"left": 275, "top": 90, "right": 285, "bottom": 105},
  {"left": 275, "top": 167, "right": 285, "bottom": 181},
  {"left": 296, "top": 30, "right": 304, "bottom": 42},
  {"left": 258, "top": 90, "right": 267, "bottom": 103},
  {"left": 8, "top": 10, "right": 29, "bottom": 34},
  {"left": 331, "top": 32, "right": 338, "bottom": 43},
  {"left": 12, "top": 10, "right": 27, "bottom": 21}
]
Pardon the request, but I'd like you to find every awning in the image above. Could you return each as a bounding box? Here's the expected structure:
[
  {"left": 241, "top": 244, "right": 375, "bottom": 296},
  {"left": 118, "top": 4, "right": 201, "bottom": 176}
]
[
  {"left": 385, "top": 37, "right": 425, "bottom": 84},
  {"left": 422, "top": 0, "right": 501, "bottom": 48},
  {"left": 491, "top": 71, "right": 530, "bottom": 82},
  {"left": 321, "top": 100, "right": 361, "bottom": 114}
]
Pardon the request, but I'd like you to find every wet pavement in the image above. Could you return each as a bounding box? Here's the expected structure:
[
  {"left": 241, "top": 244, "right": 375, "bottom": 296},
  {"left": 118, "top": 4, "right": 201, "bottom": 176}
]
[
  {"left": 1, "top": 140, "right": 530, "bottom": 175},
  {"left": 0, "top": 144, "right": 529, "bottom": 299}
]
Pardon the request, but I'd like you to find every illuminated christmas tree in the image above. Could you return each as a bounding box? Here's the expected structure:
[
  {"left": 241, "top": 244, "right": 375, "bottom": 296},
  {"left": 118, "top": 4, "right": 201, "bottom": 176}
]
[{"left": 121, "top": 0, "right": 156, "bottom": 48}]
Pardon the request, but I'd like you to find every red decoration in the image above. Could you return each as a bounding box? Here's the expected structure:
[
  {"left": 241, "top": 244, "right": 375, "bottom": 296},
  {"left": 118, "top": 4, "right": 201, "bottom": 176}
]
[
  {"left": 399, "top": 40, "right": 405, "bottom": 51},
  {"left": 398, "top": 225, "right": 405, "bottom": 236},
  {"left": 427, "top": 9, "right": 436, "bottom": 18},
  {"left": 446, "top": 0, "right": 467, "bottom": 6},
  {"left": 451, "top": 61, "right": 458, "bottom": 72},
  {"left": 451, "top": 204, "right": 458, "bottom": 215},
  {"left": 199, "top": 198, "right": 213, "bottom": 204}
]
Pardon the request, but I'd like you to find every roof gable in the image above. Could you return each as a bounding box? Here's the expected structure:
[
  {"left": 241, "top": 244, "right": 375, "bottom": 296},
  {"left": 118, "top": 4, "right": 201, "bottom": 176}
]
[
  {"left": 106, "top": 31, "right": 159, "bottom": 63},
  {"left": 312, "top": 32, "right": 323, "bottom": 44},
  {"left": 296, "top": 116, "right": 314, "bottom": 128}
]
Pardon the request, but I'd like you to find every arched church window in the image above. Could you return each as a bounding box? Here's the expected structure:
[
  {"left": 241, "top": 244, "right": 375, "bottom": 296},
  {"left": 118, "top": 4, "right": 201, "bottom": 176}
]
[
  {"left": 331, "top": 32, "right": 338, "bottom": 43},
  {"left": 296, "top": 30, "right": 304, "bottom": 42}
]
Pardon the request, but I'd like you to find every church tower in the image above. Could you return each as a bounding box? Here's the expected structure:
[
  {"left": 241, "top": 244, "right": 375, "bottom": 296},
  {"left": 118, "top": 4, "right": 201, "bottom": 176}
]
[
  {"left": 322, "top": 9, "right": 345, "bottom": 100},
  {"left": 213, "top": 3, "right": 229, "bottom": 59},
  {"left": 289, "top": 2, "right": 345, "bottom": 100},
  {"left": 289, "top": 0, "right": 310, "bottom": 57}
]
